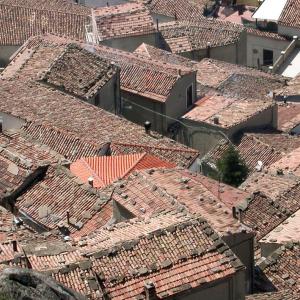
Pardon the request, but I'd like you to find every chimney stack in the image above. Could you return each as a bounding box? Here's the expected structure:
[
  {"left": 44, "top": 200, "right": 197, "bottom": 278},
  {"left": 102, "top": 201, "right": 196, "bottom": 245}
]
[
  {"left": 177, "top": 69, "right": 182, "bottom": 78},
  {"left": 213, "top": 116, "right": 219, "bottom": 124},
  {"left": 144, "top": 282, "right": 157, "bottom": 300},
  {"left": 88, "top": 176, "right": 94, "bottom": 187},
  {"left": 144, "top": 121, "right": 151, "bottom": 134},
  {"left": 12, "top": 240, "right": 17, "bottom": 252},
  {"left": 67, "top": 211, "right": 70, "bottom": 224},
  {"left": 207, "top": 42, "right": 211, "bottom": 58}
]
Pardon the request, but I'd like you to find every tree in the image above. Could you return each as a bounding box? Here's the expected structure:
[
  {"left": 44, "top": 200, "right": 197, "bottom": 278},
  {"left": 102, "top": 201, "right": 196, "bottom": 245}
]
[{"left": 216, "top": 145, "right": 248, "bottom": 187}]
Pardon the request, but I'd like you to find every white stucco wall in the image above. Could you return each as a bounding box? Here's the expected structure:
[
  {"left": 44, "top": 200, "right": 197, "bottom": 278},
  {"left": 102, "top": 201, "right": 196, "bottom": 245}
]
[{"left": 247, "top": 34, "right": 289, "bottom": 68}]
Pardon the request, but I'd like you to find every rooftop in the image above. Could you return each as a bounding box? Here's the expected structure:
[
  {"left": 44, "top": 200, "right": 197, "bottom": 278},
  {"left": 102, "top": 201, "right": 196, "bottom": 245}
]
[
  {"left": 246, "top": 291, "right": 298, "bottom": 300},
  {"left": 1, "top": 42, "right": 117, "bottom": 100},
  {"left": 0, "top": 0, "right": 90, "bottom": 46},
  {"left": 261, "top": 208, "right": 300, "bottom": 244},
  {"left": 182, "top": 95, "right": 274, "bottom": 129},
  {"left": 237, "top": 178, "right": 300, "bottom": 240},
  {"left": 141, "top": 0, "right": 209, "bottom": 21},
  {"left": 276, "top": 73, "right": 300, "bottom": 97},
  {"left": 112, "top": 168, "right": 249, "bottom": 236},
  {"left": 159, "top": 19, "right": 243, "bottom": 53},
  {"left": 0, "top": 55, "right": 198, "bottom": 167},
  {"left": 205, "top": 133, "right": 300, "bottom": 174},
  {"left": 94, "top": 2, "right": 156, "bottom": 40},
  {"left": 257, "top": 242, "right": 300, "bottom": 294},
  {"left": 70, "top": 153, "right": 175, "bottom": 188},
  {"left": 44, "top": 213, "right": 243, "bottom": 299},
  {"left": 134, "top": 46, "right": 285, "bottom": 98},
  {"left": 15, "top": 165, "right": 111, "bottom": 232},
  {"left": 268, "top": 146, "right": 300, "bottom": 177},
  {"left": 237, "top": 192, "right": 294, "bottom": 240},
  {"left": 278, "top": 0, "right": 300, "bottom": 29},
  {"left": 278, "top": 103, "right": 300, "bottom": 132},
  {"left": 241, "top": 172, "right": 299, "bottom": 200}
]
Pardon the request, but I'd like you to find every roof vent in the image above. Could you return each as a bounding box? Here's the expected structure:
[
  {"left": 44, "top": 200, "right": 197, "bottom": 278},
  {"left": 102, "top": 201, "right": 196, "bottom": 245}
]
[
  {"left": 144, "top": 281, "right": 157, "bottom": 300},
  {"left": 12, "top": 240, "right": 17, "bottom": 252},
  {"left": 213, "top": 116, "right": 219, "bottom": 124},
  {"left": 144, "top": 121, "right": 151, "bottom": 134},
  {"left": 277, "top": 169, "right": 283, "bottom": 175},
  {"left": 88, "top": 176, "right": 94, "bottom": 187}
]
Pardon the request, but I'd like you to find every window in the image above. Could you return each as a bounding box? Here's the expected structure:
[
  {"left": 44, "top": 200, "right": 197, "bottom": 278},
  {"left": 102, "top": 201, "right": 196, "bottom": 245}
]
[
  {"left": 186, "top": 84, "right": 193, "bottom": 108},
  {"left": 263, "top": 49, "right": 273, "bottom": 66}
]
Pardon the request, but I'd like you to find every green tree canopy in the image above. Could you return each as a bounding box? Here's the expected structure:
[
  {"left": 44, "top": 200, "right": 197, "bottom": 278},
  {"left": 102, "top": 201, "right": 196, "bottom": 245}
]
[{"left": 217, "top": 145, "right": 248, "bottom": 187}]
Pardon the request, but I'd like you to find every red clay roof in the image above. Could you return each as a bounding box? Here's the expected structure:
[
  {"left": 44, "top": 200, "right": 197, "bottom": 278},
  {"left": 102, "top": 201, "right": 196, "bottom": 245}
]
[{"left": 70, "top": 153, "right": 175, "bottom": 188}]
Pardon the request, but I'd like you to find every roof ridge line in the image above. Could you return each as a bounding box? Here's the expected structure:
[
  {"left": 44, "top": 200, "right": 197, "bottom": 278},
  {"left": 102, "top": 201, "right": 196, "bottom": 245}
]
[
  {"left": 81, "top": 158, "right": 105, "bottom": 187},
  {"left": 121, "top": 152, "right": 146, "bottom": 179}
]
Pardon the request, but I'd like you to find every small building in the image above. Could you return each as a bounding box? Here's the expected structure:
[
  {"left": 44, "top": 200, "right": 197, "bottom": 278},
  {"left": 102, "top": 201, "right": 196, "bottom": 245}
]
[
  {"left": 1, "top": 40, "right": 120, "bottom": 113},
  {"left": 87, "top": 2, "right": 158, "bottom": 51},
  {"left": 246, "top": 28, "right": 290, "bottom": 69},
  {"left": 159, "top": 19, "right": 246, "bottom": 64},
  {"left": 180, "top": 95, "right": 277, "bottom": 154},
  {"left": 90, "top": 43, "right": 197, "bottom": 134}
]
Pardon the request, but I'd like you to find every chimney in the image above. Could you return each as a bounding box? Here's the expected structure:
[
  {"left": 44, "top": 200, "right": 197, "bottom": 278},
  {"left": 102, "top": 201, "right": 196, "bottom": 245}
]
[
  {"left": 88, "top": 176, "right": 94, "bottom": 187},
  {"left": 213, "top": 116, "right": 219, "bottom": 124},
  {"left": 67, "top": 211, "right": 70, "bottom": 224},
  {"left": 12, "top": 240, "right": 18, "bottom": 252},
  {"left": 144, "top": 282, "right": 157, "bottom": 300},
  {"left": 207, "top": 42, "right": 211, "bottom": 58},
  {"left": 177, "top": 69, "right": 182, "bottom": 78},
  {"left": 232, "top": 206, "right": 237, "bottom": 219},
  {"left": 144, "top": 121, "right": 151, "bottom": 134}
]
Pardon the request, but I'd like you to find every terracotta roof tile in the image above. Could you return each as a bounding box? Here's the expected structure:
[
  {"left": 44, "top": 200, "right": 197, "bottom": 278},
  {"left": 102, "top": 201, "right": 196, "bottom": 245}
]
[
  {"left": 112, "top": 168, "right": 250, "bottom": 236},
  {"left": 277, "top": 72, "right": 300, "bottom": 96},
  {"left": 160, "top": 19, "right": 243, "bottom": 53},
  {"left": 134, "top": 45, "right": 285, "bottom": 100},
  {"left": 94, "top": 2, "right": 156, "bottom": 40},
  {"left": 0, "top": 0, "right": 90, "bottom": 45},
  {"left": 138, "top": 0, "right": 210, "bottom": 21},
  {"left": 261, "top": 208, "right": 300, "bottom": 245},
  {"left": 238, "top": 178, "right": 300, "bottom": 240},
  {"left": 205, "top": 133, "right": 300, "bottom": 174},
  {"left": 246, "top": 27, "right": 289, "bottom": 41},
  {"left": 70, "top": 153, "right": 175, "bottom": 188},
  {"left": 182, "top": 95, "right": 274, "bottom": 129},
  {"left": 241, "top": 172, "right": 299, "bottom": 200},
  {"left": 257, "top": 243, "right": 300, "bottom": 294},
  {"left": 278, "top": 102, "right": 300, "bottom": 133},
  {"left": 246, "top": 291, "right": 299, "bottom": 300},
  {"left": 0, "top": 73, "right": 198, "bottom": 167},
  {"left": 50, "top": 213, "right": 243, "bottom": 299},
  {"left": 1, "top": 41, "right": 117, "bottom": 100},
  {"left": 279, "top": 0, "right": 300, "bottom": 29},
  {"left": 16, "top": 165, "right": 111, "bottom": 232}
]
